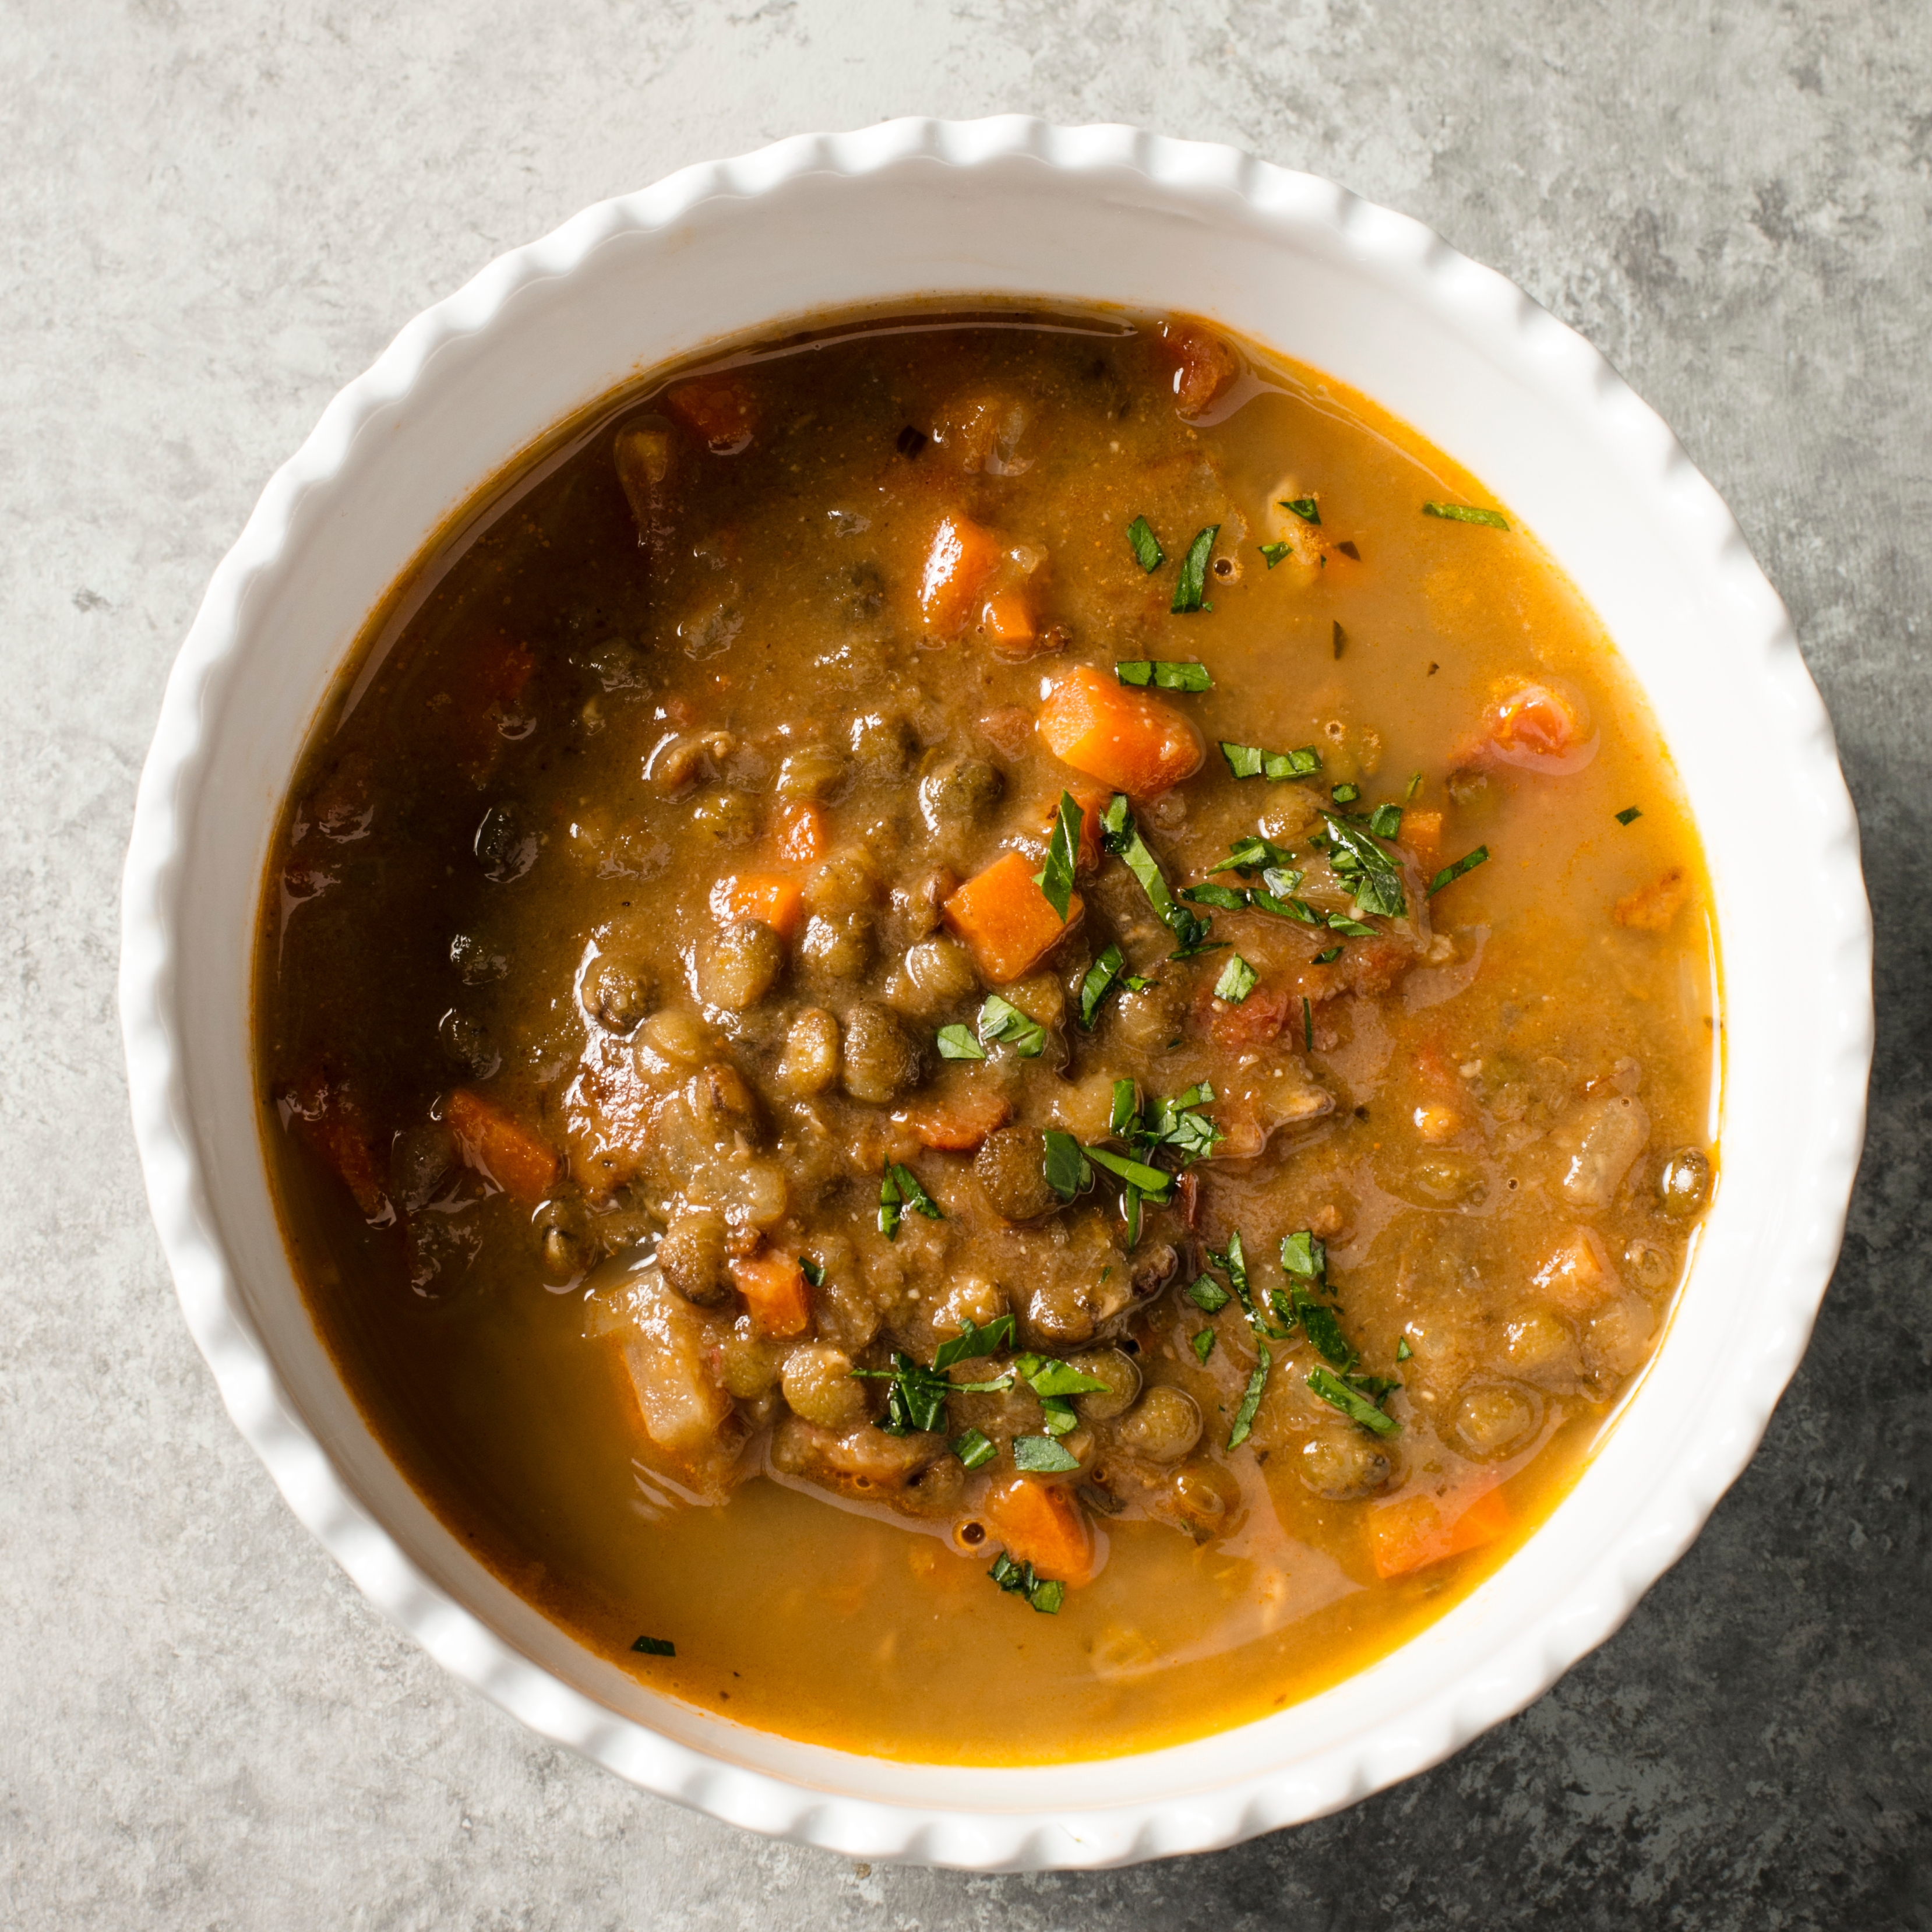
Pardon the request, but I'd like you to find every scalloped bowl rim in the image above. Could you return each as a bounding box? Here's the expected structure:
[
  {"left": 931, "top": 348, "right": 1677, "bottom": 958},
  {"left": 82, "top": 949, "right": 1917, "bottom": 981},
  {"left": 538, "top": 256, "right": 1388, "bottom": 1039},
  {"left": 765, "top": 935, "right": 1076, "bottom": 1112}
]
[{"left": 118, "top": 117, "right": 1871, "bottom": 1869}]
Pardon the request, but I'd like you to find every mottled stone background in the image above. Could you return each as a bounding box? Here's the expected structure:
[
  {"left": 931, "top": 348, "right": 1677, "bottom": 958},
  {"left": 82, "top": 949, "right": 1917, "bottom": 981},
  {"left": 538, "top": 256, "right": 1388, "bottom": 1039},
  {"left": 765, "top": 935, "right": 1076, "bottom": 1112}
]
[{"left": 3, "top": 1, "right": 1927, "bottom": 1925}]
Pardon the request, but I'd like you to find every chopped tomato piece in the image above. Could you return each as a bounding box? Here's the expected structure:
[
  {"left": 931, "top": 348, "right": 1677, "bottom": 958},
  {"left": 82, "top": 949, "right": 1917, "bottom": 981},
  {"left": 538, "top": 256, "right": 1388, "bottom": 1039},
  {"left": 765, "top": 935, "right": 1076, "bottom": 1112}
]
[
  {"left": 1367, "top": 1480, "right": 1510, "bottom": 1581},
  {"left": 1614, "top": 868, "right": 1689, "bottom": 932},
  {"left": 664, "top": 376, "right": 755, "bottom": 453},
  {"left": 918, "top": 513, "right": 1004, "bottom": 637},
  {"left": 1036, "top": 664, "right": 1204, "bottom": 797},
  {"left": 1198, "top": 981, "right": 1288, "bottom": 1050},
  {"left": 446, "top": 1088, "right": 559, "bottom": 1204},
  {"left": 942, "top": 851, "right": 1080, "bottom": 983},
  {"left": 891, "top": 1085, "right": 1013, "bottom": 1152},
  {"left": 1158, "top": 323, "right": 1240, "bottom": 417},
  {"left": 981, "top": 1474, "right": 1096, "bottom": 1586},
  {"left": 774, "top": 801, "right": 827, "bottom": 866},
  {"left": 730, "top": 1251, "right": 811, "bottom": 1338},
  {"left": 1482, "top": 677, "right": 1596, "bottom": 773},
  {"left": 710, "top": 872, "right": 806, "bottom": 943}
]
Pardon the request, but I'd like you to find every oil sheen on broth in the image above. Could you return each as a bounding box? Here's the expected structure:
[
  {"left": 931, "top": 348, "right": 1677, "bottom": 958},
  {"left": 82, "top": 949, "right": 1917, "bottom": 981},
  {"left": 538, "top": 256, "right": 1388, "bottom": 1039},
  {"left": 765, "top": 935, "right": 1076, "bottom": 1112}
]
[{"left": 258, "top": 307, "right": 1718, "bottom": 1764}]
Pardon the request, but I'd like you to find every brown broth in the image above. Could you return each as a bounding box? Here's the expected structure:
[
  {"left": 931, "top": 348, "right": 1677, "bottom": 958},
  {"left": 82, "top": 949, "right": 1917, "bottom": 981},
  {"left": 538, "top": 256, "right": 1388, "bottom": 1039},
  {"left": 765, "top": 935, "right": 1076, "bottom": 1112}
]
[{"left": 256, "top": 306, "right": 1717, "bottom": 1764}]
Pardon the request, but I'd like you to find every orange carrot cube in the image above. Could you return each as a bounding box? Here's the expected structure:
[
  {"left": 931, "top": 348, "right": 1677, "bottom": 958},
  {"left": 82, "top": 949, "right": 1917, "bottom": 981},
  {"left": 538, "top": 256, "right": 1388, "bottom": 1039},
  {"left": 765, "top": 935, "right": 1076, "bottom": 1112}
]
[
  {"left": 710, "top": 872, "right": 806, "bottom": 943},
  {"left": 1367, "top": 1482, "right": 1510, "bottom": 1581},
  {"left": 942, "top": 851, "right": 1080, "bottom": 983},
  {"left": 446, "top": 1088, "right": 559, "bottom": 1204},
  {"left": 982, "top": 1475, "right": 1095, "bottom": 1585},
  {"left": 918, "top": 512, "right": 1004, "bottom": 638},
  {"left": 1036, "top": 665, "right": 1203, "bottom": 797},
  {"left": 730, "top": 1251, "right": 811, "bottom": 1338},
  {"left": 981, "top": 591, "right": 1036, "bottom": 655},
  {"left": 774, "top": 801, "right": 827, "bottom": 866}
]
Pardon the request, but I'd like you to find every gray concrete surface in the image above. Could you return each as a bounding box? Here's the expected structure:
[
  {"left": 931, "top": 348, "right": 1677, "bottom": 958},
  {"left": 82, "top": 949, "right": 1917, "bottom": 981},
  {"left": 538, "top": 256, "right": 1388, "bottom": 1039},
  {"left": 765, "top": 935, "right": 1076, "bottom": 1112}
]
[{"left": 3, "top": 1, "right": 1928, "bottom": 1924}]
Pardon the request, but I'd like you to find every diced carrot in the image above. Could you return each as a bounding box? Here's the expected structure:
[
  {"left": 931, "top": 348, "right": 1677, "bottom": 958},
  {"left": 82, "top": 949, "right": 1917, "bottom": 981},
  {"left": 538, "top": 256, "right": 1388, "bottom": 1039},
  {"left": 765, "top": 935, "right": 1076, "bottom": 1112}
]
[
  {"left": 981, "top": 591, "right": 1036, "bottom": 656},
  {"left": 918, "top": 512, "right": 1004, "bottom": 637},
  {"left": 446, "top": 1088, "right": 559, "bottom": 1204},
  {"left": 1408, "top": 1037, "right": 1472, "bottom": 1142},
  {"left": 1614, "top": 868, "right": 1689, "bottom": 932},
  {"left": 1402, "top": 808, "right": 1444, "bottom": 875},
  {"left": 891, "top": 1084, "right": 1013, "bottom": 1152},
  {"left": 774, "top": 801, "right": 827, "bottom": 866},
  {"left": 730, "top": 1251, "right": 811, "bottom": 1338},
  {"left": 710, "top": 872, "right": 806, "bottom": 943},
  {"left": 283, "top": 1067, "right": 387, "bottom": 1219},
  {"left": 942, "top": 850, "right": 1080, "bottom": 983},
  {"left": 663, "top": 375, "right": 755, "bottom": 452},
  {"left": 1036, "top": 664, "right": 1204, "bottom": 797},
  {"left": 982, "top": 1474, "right": 1096, "bottom": 1586},
  {"left": 1367, "top": 1480, "right": 1510, "bottom": 1581},
  {"left": 1157, "top": 323, "right": 1240, "bottom": 417}
]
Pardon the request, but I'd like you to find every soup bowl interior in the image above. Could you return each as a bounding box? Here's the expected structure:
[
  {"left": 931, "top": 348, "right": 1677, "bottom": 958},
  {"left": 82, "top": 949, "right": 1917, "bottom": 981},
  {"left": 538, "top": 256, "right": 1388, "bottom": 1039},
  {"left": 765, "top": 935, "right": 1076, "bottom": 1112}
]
[{"left": 120, "top": 118, "right": 1870, "bottom": 1867}]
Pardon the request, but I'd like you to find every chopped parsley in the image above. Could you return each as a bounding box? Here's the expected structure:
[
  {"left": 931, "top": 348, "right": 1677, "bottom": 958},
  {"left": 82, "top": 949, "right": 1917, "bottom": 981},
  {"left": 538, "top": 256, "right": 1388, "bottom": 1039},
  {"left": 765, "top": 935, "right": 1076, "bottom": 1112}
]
[
  {"left": 1084, "top": 1145, "right": 1172, "bottom": 1197},
  {"left": 630, "top": 1635, "right": 676, "bottom": 1657},
  {"left": 1427, "top": 847, "right": 1491, "bottom": 894},
  {"left": 1191, "top": 1328, "right": 1217, "bottom": 1363},
  {"left": 1423, "top": 501, "right": 1511, "bottom": 530},
  {"left": 1303, "top": 995, "right": 1314, "bottom": 1050},
  {"left": 1077, "top": 943, "right": 1151, "bottom": 1029},
  {"left": 799, "top": 1254, "right": 825, "bottom": 1288},
  {"left": 932, "top": 1313, "right": 1016, "bottom": 1370},
  {"left": 879, "top": 1162, "right": 942, "bottom": 1239},
  {"left": 1320, "top": 812, "right": 1408, "bottom": 919},
  {"left": 1228, "top": 1342, "right": 1271, "bottom": 1449},
  {"left": 1616, "top": 806, "right": 1643, "bottom": 826},
  {"left": 988, "top": 1550, "right": 1064, "bottom": 1613},
  {"left": 1258, "top": 541, "right": 1291, "bottom": 569},
  {"left": 978, "top": 992, "right": 1047, "bottom": 1057},
  {"left": 1314, "top": 945, "right": 1343, "bottom": 964},
  {"left": 1126, "top": 515, "right": 1165, "bottom": 573},
  {"left": 1180, "top": 880, "right": 1249, "bottom": 912},
  {"left": 936, "top": 1023, "right": 986, "bottom": 1060},
  {"left": 1033, "top": 790, "right": 1082, "bottom": 922},
  {"left": 1221, "top": 834, "right": 1296, "bottom": 876},
  {"left": 952, "top": 1427, "right": 997, "bottom": 1471},
  {"left": 1280, "top": 495, "right": 1320, "bottom": 524},
  {"left": 1332, "top": 782, "right": 1360, "bottom": 805},
  {"left": 1171, "top": 526, "right": 1219, "bottom": 613},
  {"left": 1117, "top": 660, "right": 1212, "bottom": 692},
  {"left": 1187, "top": 1273, "right": 1232, "bottom": 1314},
  {"left": 1395, "top": 1337, "right": 1413, "bottom": 1362},
  {"left": 1220, "top": 741, "right": 1323, "bottom": 781},
  {"left": 1406, "top": 771, "right": 1424, "bottom": 801},
  {"left": 1102, "top": 794, "right": 1218, "bottom": 957},
  {"left": 1042, "top": 1129, "right": 1094, "bottom": 1201},
  {"left": 1013, "top": 1434, "right": 1082, "bottom": 1473},
  {"left": 1368, "top": 802, "right": 1404, "bottom": 839},
  {"left": 1214, "top": 953, "right": 1258, "bottom": 1003},
  {"left": 1018, "top": 1354, "right": 1112, "bottom": 1398},
  {"left": 1308, "top": 1366, "right": 1400, "bottom": 1436}
]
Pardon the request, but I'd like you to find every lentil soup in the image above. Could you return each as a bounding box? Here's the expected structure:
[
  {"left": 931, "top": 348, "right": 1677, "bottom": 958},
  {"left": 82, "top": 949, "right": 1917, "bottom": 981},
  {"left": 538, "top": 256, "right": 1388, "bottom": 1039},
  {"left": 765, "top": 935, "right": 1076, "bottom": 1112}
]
[{"left": 257, "top": 306, "right": 1718, "bottom": 1764}]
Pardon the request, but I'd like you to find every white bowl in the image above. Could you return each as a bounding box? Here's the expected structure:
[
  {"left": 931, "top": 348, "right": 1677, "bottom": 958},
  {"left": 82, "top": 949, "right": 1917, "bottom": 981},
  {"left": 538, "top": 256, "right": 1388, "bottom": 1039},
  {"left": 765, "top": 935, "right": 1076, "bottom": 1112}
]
[{"left": 118, "top": 117, "right": 1872, "bottom": 1868}]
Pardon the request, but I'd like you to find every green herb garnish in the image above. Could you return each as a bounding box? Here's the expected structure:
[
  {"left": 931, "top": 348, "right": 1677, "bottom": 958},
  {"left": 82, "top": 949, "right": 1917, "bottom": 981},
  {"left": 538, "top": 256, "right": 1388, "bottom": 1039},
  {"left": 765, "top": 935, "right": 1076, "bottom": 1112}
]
[
  {"left": 936, "top": 1023, "right": 987, "bottom": 1060},
  {"left": 1406, "top": 771, "right": 1424, "bottom": 801},
  {"left": 1126, "top": 515, "right": 1165, "bottom": 573},
  {"left": 1033, "top": 789, "right": 1082, "bottom": 922},
  {"left": 1102, "top": 794, "right": 1218, "bottom": 957},
  {"left": 1013, "top": 1435, "right": 1082, "bottom": 1474},
  {"left": 630, "top": 1635, "right": 676, "bottom": 1657},
  {"left": 1303, "top": 995, "right": 1314, "bottom": 1050},
  {"left": 1320, "top": 812, "right": 1408, "bottom": 919},
  {"left": 1332, "top": 782, "right": 1360, "bottom": 805},
  {"left": 877, "top": 1169, "right": 903, "bottom": 1239},
  {"left": 1222, "top": 834, "right": 1296, "bottom": 876},
  {"left": 1214, "top": 954, "right": 1258, "bottom": 1003},
  {"left": 1423, "top": 501, "right": 1510, "bottom": 530},
  {"left": 889, "top": 1163, "right": 942, "bottom": 1222},
  {"left": 1395, "top": 1337, "right": 1413, "bottom": 1362},
  {"left": 933, "top": 1313, "right": 1017, "bottom": 1370},
  {"left": 1258, "top": 541, "right": 1291, "bottom": 569},
  {"left": 953, "top": 1428, "right": 997, "bottom": 1471},
  {"left": 1280, "top": 495, "right": 1320, "bottom": 524},
  {"left": 989, "top": 1550, "right": 1064, "bottom": 1613},
  {"left": 1228, "top": 1342, "right": 1271, "bottom": 1449},
  {"left": 1191, "top": 1329, "right": 1217, "bottom": 1363},
  {"left": 1084, "top": 1145, "right": 1173, "bottom": 1198},
  {"left": 1280, "top": 1229, "right": 1326, "bottom": 1285},
  {"left": 978, "top": 992, "right": 1047, "bottom": 1057},
  {"left": 1314, "top": 944, "right": 1342, "bottom": 964},
  {"left": 1326, "top": 913, "right": 1377, "bottom": 938},
  {"left": 1077, "top": 943, "right": 1150, "bottom": 1029},
  {"left": 1180, "top": 881, "right": 1249, "bottom": 912},
  {"left": 1186, "top": 1274, "right": 1231, "bottom": 1313},
  {"left": 1368, "top": 803, "right": 1404, "bottom": 839},
  {"left": 1042, "top": 1130, "right": 1094, "bottom": 1201},
  {"left": 1172, "top": 524, "right": 1219, "bottom": 613},
  {"left": 1308, "top": 1366, "right": 1400, "bottom": 1436},
  {"left": 1427, "top": 847, "right": 1490, "bottom": 894},
  {"left": 800, "top": 1254, "right": 825, "bottom": 1288},
  {"left": 1616, "top": 806, "right": 1643, "bottom": 826},
  {"left": 1117, "top": 660, "right": 1212, "bottom": 692},
  {"left": 1220, "top": 741, "right": 1323, "bottom": 781},
  {"left": 1019, "top": 1355, "right": 1112, "bottom": 1398}
]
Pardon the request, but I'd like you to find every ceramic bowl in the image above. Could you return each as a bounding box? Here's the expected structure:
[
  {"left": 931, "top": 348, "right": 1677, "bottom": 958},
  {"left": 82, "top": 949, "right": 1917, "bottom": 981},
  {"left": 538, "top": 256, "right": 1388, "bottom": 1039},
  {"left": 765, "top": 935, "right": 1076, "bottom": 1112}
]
[{"left": 118, "top": 117, "right": 1871, "bottom": 1868}]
